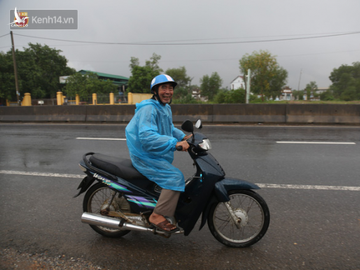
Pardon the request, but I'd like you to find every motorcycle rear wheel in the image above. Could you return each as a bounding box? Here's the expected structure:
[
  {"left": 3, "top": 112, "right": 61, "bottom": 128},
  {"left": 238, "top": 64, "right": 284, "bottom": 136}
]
[
  {"left": 208, "top": 189, "right": 270, "bottom": 248},
  {"left": 83, "top": 182, "right": 131, "bottom": 238}
]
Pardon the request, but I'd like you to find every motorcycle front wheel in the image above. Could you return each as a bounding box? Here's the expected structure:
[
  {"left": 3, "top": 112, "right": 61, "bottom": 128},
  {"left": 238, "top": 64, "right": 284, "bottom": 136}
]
[
  {"left": 83, "top": 182, "right": 131, "bottom": 238},
  {"left": 208, "top": 189, "right": 270, "bottom": 248}
]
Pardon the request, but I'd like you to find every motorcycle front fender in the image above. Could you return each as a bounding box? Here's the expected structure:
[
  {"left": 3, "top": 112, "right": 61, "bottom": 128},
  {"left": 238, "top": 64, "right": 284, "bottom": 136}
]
[{"left": 214, "top": 178, "right": 260, "bottom": 202}]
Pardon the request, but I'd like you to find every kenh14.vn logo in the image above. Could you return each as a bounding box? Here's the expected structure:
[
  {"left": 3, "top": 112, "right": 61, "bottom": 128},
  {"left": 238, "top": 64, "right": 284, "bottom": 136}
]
[{"left": 9, "top": 7, "right": 29, "bottom": 28}]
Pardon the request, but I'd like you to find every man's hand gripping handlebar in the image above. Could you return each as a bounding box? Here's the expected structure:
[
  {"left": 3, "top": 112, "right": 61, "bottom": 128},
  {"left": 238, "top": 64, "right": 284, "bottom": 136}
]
[{"left": 176, "top": 134, "right": 192, "bottom": 151}]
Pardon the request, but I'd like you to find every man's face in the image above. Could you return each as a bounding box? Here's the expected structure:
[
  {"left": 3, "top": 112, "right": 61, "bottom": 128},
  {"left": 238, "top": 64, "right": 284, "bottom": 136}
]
[{"left": 157, "top": 83, "right": 174, "bottom": 104}]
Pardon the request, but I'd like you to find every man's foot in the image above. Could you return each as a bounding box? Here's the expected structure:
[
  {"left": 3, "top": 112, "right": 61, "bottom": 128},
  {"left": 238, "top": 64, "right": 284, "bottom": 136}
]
[{"left": 149, "top": 213, "right": 178, "bottom": 232}]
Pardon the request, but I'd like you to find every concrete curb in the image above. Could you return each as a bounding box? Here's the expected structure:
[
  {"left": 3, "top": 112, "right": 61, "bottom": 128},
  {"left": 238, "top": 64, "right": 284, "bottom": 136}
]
[{"left": 0, "top": 104, "right": 359, "bottom": 125}]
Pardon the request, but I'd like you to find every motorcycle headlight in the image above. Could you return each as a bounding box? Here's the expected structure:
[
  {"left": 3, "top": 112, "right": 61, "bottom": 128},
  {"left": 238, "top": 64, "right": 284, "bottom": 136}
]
[{"left": 199, "top": 139, "right": 212, "bottom": 150}]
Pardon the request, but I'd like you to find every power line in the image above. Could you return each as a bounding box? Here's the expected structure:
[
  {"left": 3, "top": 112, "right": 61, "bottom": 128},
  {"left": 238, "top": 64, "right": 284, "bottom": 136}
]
[
  {"left": 13, "top": 31, "right": 360, "bottom": 46},
  {"left": 0, "top": 33, "right": 9, "bottom": 39},
  {"left": 65, "top": 48, "right": 360, "bottom": 65}
]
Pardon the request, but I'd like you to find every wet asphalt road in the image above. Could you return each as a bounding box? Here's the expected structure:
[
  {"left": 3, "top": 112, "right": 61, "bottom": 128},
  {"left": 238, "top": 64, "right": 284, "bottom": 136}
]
[{"left": 0, "top": 123, "right": 360, "bottom": 270}]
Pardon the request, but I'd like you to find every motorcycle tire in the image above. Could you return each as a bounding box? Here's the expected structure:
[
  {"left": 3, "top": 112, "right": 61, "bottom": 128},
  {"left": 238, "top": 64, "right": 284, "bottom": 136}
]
[
  {"left": 208, "top": 189, "right": 270, "bottom": 248},
  {"left": 83, "top": 182, "right": 131, "bottom": 238}
]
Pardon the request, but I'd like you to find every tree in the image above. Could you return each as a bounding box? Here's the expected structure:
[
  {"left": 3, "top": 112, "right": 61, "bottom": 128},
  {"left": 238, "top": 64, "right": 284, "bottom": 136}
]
[
  {"left": 145, "top": 53, "right": 162, "bottom": 73},
  {"left": 0, "top": 43, "right": 75, "bottom": 100},
  {"left": 165, "top": 66, "right": 193, "bottom": 103},
  {"left": 304, "top": 81, "right": 318, "bottom": 100},
  {"left": 239, "top": 50, "right": 288, "bottom": 101},
  {"left": 129, "top": 57, "right": 140, "bottom": 71},
  {"left": 63, "top": 72, "right": 116, "bottom": 99},
  {"left": 0, "top": 52, "right": 16, "bottom": 100},
  {"left": 165, "top": 66, "right": 192, "bottom": 88},
  {"left": 292, "top": 90, "right": 304, "bottom": 100},
  {"left": 320, "top": 90, "right": 335, "bottom": 101},
  {"left": 200, "top": 72, "right": 222, "bottom": 101},
  {"left": 268, "top": 67, "right": 288, "bottom": 99},
  {"left": 127, "top": 53, "right": 163, "bottom": 93},
  {"left": 329, "top": 62, "right": 360, "bottom": 101},
  {"left": 172, "top": 87, "right": 197, "bottom": 104}
]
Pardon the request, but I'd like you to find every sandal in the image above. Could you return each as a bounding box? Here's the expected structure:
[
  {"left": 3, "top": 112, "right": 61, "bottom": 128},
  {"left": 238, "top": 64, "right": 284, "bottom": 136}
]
[{"left": 151, "top": 219, "right": 179, "bottom": 232}]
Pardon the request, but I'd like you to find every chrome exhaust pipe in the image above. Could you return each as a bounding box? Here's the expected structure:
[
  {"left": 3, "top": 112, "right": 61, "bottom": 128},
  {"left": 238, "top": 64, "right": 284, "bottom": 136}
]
[
  {"left": 81, "top": 212, "right": 122, "bottom": 229},
  {"left": 81, "top": 212, "right": 154, "bottom": 233},
  {"left": 81, "top": 212, "right": 183, "bottom": 235}
]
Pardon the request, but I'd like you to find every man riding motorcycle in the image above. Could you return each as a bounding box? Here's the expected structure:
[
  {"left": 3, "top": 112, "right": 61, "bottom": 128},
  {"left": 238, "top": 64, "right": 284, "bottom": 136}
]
[{"left": 125, "top": 74, "right": 191, "bottom": 232}]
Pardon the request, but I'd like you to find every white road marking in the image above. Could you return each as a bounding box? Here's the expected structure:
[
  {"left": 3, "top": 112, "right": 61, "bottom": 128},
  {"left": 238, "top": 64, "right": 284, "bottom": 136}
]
[
  {"left": 276, "top": 141, "right": 355, "bottom": 145},
  {"left": 0, "top": 170, "right": 83, "bottom": 179},
  {"left": 76, "top": 138, "right": 356, "bottom": 144},
  {"left": 256, "top": 183, "right": 360, "bottom": 191},
  {"left": 76, "top": 137, "right": 126, "bottom": 141},
  {"left": 1, "top": 170, "right": 359, "bottom": 191}
]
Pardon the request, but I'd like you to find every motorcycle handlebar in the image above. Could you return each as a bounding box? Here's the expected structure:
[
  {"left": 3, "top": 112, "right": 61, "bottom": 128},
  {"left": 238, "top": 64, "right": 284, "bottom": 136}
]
[{"left": 177, "top": 136, "right": 193, "bottom": 151}]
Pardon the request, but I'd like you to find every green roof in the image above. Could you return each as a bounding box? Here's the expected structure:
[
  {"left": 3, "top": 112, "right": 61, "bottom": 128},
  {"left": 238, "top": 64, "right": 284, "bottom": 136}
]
[{"left": 78, "top": 70, "right": 129, "bottom": 81}]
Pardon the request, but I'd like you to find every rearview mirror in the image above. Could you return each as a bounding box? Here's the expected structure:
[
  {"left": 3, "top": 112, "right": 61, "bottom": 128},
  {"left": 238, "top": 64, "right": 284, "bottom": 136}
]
[
  {"left": 195, "top": 119, "right": 202, "bottom": 129},
  {"left": 181, "top": 120, "right": 194, "bottom": 133}
]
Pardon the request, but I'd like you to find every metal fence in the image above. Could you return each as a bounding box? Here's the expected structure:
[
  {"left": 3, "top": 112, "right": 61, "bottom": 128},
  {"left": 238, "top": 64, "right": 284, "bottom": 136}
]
[
  {"left": 7, "top": 92, "right": 130, "bottom": 106},
  {"left": 65, "top": 94, "right": 127, "bottom": 105},
  {"left": 31, "top": 99, "right": 57, "bottom": 106}
]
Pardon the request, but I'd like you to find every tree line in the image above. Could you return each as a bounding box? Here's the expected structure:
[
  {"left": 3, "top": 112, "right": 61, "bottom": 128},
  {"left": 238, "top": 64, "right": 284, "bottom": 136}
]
[
  {"left": 1, "top": 42, "right": 359, "bottom": 104},
  {"left": 325, "top": 62, "right": 360, "bottom": 101},
  {"left": 0, "top": 43, "right": 75, "bottom": 101},
  {"left": 126, "top": 51, "right": 288, "bottom": 103}
]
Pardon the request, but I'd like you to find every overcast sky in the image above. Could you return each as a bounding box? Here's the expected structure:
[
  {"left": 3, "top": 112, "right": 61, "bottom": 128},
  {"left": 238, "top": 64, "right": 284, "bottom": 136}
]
[{"left": 1, "top": 0, "right": 359, "bottom": 90}]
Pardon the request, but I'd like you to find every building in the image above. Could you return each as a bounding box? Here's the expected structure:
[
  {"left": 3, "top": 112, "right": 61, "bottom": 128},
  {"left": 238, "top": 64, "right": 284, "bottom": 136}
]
[
  {"left": 78, "top": 70, "right": 129, "bottom": 93},
  {"left": 316, "top": 87, "right": 329, "bottom": 95},
  {"left": 191, "top": 88, "right": 201, "bottom": 100},
  {"left": 60, "top": 70, "right": 129, "bottom": 92},
  {"left": 59, "top": 70, "right": 130, "bottom": 103},
  {"left": 280, "top": 86, "right": 293, "bottom": 101},
  {"left": 191, "top": 87, "right": 208, "bottom": 101},
  {"left": 230, "top": 76, "right": 246, "bottom": 90}
]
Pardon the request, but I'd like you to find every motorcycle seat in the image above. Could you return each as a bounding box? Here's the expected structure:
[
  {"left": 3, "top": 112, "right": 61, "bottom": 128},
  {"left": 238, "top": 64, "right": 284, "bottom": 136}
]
[{"left": 89, "top": 153, "right": 149, "bottom": 182}]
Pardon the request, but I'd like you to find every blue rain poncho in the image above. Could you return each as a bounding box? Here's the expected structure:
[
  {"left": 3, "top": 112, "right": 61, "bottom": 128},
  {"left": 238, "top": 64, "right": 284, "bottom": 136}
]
[{"left": 125, "top": 99, "right": 186, "bottom": 192}]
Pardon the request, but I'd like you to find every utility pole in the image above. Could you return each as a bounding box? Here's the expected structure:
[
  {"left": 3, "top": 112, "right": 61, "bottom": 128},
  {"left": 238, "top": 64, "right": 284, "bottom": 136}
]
[
  {"left": 246, "top": 69, "right": 251, "bottom": 104},
  {"left": 10, "top": 31, "right": 20, "bottom": 105},
  {"left": 297, "top": 69, "right": 302, "bottom": 91}
]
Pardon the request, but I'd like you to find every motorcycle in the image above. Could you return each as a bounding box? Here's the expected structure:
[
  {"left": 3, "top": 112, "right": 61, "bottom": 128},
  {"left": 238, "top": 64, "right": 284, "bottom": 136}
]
[{"left": 75, "top": 119, "right": 270, "bottom": 248}]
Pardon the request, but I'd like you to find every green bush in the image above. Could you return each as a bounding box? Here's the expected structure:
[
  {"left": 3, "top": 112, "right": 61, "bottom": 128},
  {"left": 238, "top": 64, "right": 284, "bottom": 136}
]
[{"left": 214, "top": 88, "right": 247, "bottom": 103}]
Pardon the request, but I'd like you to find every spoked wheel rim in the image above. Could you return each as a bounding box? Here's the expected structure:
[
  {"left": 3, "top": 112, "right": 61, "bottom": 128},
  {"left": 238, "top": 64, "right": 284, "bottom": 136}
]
[
  {"left": 86, "top": 186, "right": 122, "bottom": 233},
  {"left": 212, "top": 192, "right": 266, "bottom": 244}
]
